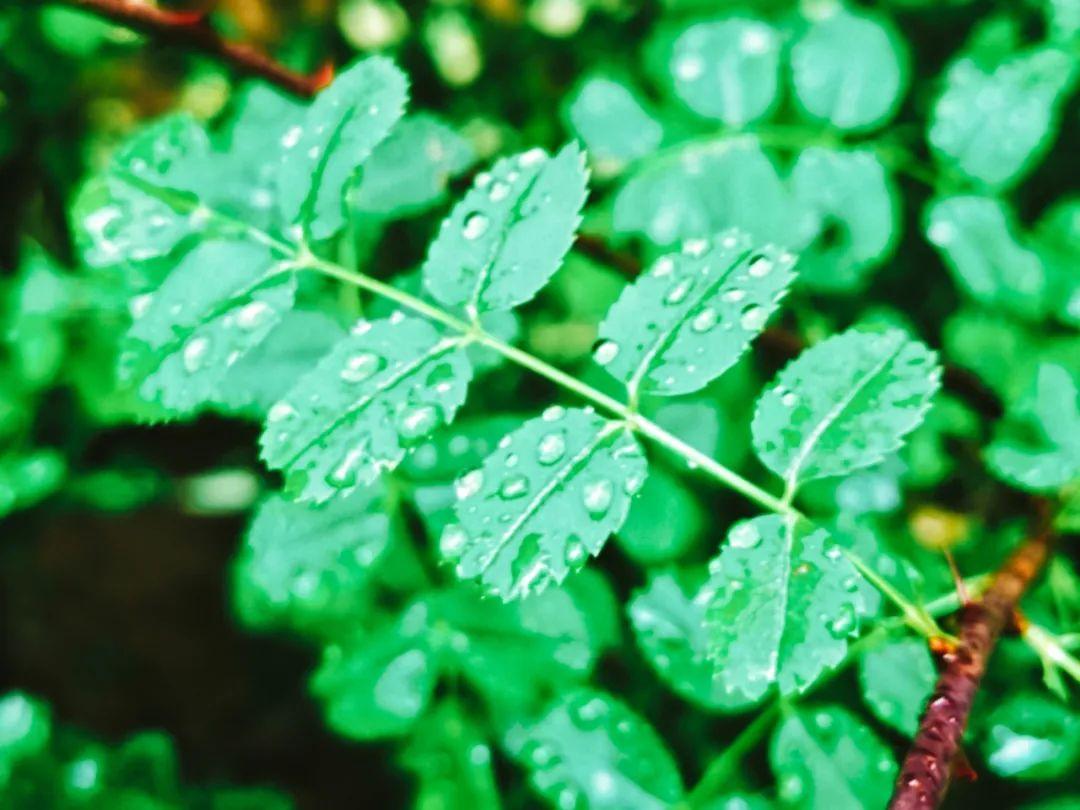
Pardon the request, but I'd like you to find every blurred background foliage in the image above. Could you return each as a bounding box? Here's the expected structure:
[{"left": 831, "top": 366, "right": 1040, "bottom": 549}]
[{"left": 0, "top": 0, "right": 1078, "bottom": 807}]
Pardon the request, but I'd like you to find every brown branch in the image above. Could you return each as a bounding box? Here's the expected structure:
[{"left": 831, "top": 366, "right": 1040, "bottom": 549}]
[
  {"left": 64, "top": 0, "right": 332, "bottom": 97},
  {"left": 571, "top": 232, "right": 1004, "bottom": 419},
  {"left": 888, "top": 503, "right": 1054, "bottom": 810}
]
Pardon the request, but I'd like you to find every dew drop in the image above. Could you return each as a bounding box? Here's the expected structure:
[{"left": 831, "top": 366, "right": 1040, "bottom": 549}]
[
  {"left": 728, "top": 522, "right": 761, "bottom": 549},
  {"left": 748, "top": 256, "right": 774, "bottom": 278},
  {"left": 690, "top": 307, "right": 718, "bottom": 332},
  {"left": 739, "top": 305, "right": 767, "bottom": 331},
  {"left": 455, "top": 469, "right": 484, "bottom": 500},
  {"left": 593, "top": 340, "right": 619, "bottom": 365},
  {"left": 280, "top": 125, "right": 303, "bottom": 149},
  {"left": 267, "top": 401, "right": 296, "bottom": 423},
  {"left": 542, "top": 405, "right": 566, "bottom": 421},
  {"left": 340, "top": 352, "right": 384, "bottom": 383},
  {"left": 537, "top": 432, "right": 566, "bottom": 465},
  {"left": 519, "top": 147, "right": 547, "bottom": 167},
  {"left": 398, "top": 405, "right": 439, "bottom": 440},
  {"left": 674, "top": 54, "right": 705, "bottom": 81},
  {"left": 828, "top": 605, "right": 857, "bottom": 638},
  {"left": 722, "top": 288, "right": 746, "bottom": 303},
  {"left": 781, "top": 391, "right": 798, "bottom": 407},
  {"left": 652, "top": 256, "right": 675, "bottom": 277},
  {"left": 682, "top": 237, "right": 709, "bottom": 257},
  {"left": 583, "top": 479, "right": 613, "bottom": 517},
  {"left": 236, "top": 300, "right": 273, "bottom": 330},
  {"left": 182, "top": 336, "right": 210, "bottom": 373},
  {"left": 500, "top": 474, "right": 529, "bottom": 500},
  {"left": 463, "top": 212, "right": 490, "bottom": 240},
  {"left": 565, "top": 539, "right": 587, "bottom": 565},
  {"left": 439, "top": 524, "right": 468, "bottom": 561},
  {"left": 664, "top": 278, "right": 694, "bottom": 305},
  {"left": 327, "top": 446, "right": 365, "bottom": 489},
  {"left": 623, "top": 471, "right": 645, "bottom": 496},
  {"left": 488, "top": 180, "right": 511, "bottom": 202},
  {"left": 129, "top": 293, "right": 153, "bottom": 320}
]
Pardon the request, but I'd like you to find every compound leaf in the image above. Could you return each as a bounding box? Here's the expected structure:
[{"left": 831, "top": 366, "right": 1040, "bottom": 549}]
[
  {"left": 669, "top": 17, "right": 782, "bottom": 126},
  {"left": 928, "top": 47, "right": 1076, "bottom": 189},
  {"left": 987, "top": 363, "right": 1080, "bottom": 492},
  {"left": 769, "top": 705, "right": 896, "bottom": 809},
  {"left": 789, "top": 8, "right": 908, "bottom": 132},
  {"left": 507, "top": 689, "right": 685, "bottom": 810},
  {"left": 857, "top": 637, "right": 936, "bottom": 737},
  {"left": 595, "top": 230, "right": 796, "bottom": 398},
  {"left": 445, "top": 407, "right": 647, "bottom": 601},
  {"left": 629, "top": 569, "right": 756, "bottom": 712},
  {"left": 124, "top": 238, "right": 296, "bottom": 415},
  {"left": 276, "top": 56, "right": 408, "bottom": 239},
  {"left": 752, "top": 328, "right": 940, "bottom": 489},
  {"left": 706, "top": 516, "right": 863, "bottom": 701},
  {"left": 260, "top": 314, "right": 472, "bottom": 503},
  {"left": 423, "top": 143, "right": 587, "bottom": 316}
]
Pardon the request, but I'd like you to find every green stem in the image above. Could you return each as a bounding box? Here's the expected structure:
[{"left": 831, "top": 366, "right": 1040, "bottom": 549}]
[{"left": 685, "top": 706, "right": 780, "bottom": 808}]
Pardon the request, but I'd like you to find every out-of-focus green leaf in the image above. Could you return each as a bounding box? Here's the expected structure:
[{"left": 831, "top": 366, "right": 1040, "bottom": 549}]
[
  {"left": 981, "top": 692, "right": 1080, "bottom": 780},
  {"left": 857, "top": 637, "right": 935, "bottom": 736},
  {"left": 565, "top": 75, "right": 663, "bottom": 175},
  {"left": 617, "top": 469, "right": 702, "bottom": 565}
]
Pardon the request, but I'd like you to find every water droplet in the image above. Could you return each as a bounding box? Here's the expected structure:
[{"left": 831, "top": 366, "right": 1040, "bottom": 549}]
[
  {"left": 664, "top": 278, "right": 694, "bottom": 305},
  {"left": 573, "top": 696, "right": 608, "bottom": 726},
  {"left": 729, "top": 522, "right": 761, "bottom": 549},
  {"left": 129, "top": 293, "right": 152, "bottom": 319},
  {"left": 455, "top": 469, "right": 484, "bottom": 500},
  {"left": 399, "top": 405, "right": 439, "bottom": 440},
  {"left": 280, "top": 125, "right": 303, "bottom": 149},
  {"left": 236, "top": 300, "right": 273, "bottom": 330},
  {"left": 583, "top": 479, "right": 613, "bottom": 517},
  {"left": 267, "top": 401, "right": 296, "bottom": 423},
  {"left": 182, "top": 336, "right": 210, "bottom": 373},
  {"left": 488, "top": 180, "right": 511, "bottom": 202},
  {"left": 652, "top": 256, "right": 675, "bottom": 277},
  {"left": 340, "top": 352, "right": 384, "bottom": 383},
  {"left": 566, "top": 539, "right": 587, "bottom": 565},
  {"left": 439, "top": 524, "right": 468, "bottom": 561},
  {"left": 542, "top": 405, "right": 566, "bottom": 421},
  {"left": 500, "top": 474, "right": 529, "bottom": 500},
  {"left": 739, "top": 304, "right": 767, "bottom": 331},
  {"left": 327, "top": 446, "right": 365, "bottom": 489},
  {"left": 691, "top": 307, "right": 718, "bottom": 332},
  {"left": 537, "top": 432, "right": 566, "bottom": 465},
  {"left": 674, "top": 54, "right": 704, "bottom": 81},
  {"left": 519, "top": 147, "right": 547, "bottom": 167},
  {"left": 463, "top": 212, "right": 490, "bottom": 240},
  {"left": 623, "top": 472, "right": 645, "bottom": 495},
  {"left": 682, "top": 237, "right": 709, "bottom": 256},
  {"left": 779, "top": 774, "right": 804, "bottom": 801},
  {"left": 748, "top": 255, "right": 774, "bottom": 277},
  {"left": 815, "top": 711, "right": 834, "bottom": 730},
  {"left": 781, "top": 391, "right": 798, "bottom": 407},
  {"left": 828, "top": 605, "right": 856, "bottom": 638},
  {"left": 722, "top": 288, "right": 746, "bottom": 303},
  {"left": 593, "top": 340, "right": 619, "bottom": 365}
]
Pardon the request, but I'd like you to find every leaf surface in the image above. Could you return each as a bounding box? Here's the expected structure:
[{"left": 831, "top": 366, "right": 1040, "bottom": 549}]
[
  {"left": 260, "top": 314, "right": 472, "bottom": 502},
  {"left": 706, "top": 516, "right": 863, "bottom": 701},
  {"left": 446, "top": 407, "right": 647, "bottom": 600},
  {"left": 596, "top": 229, "right": 795, "bottom": 397},
  {"left": 752, "top": 328, "right": 940, "bottom": 488},
  {"left": 857, "top": 637, "right": 935, "bottom": 736}
]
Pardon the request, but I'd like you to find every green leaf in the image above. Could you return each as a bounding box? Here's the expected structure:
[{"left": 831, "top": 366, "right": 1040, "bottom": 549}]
[
  {"left": 310, "top": 607, "right": 437, "bottom": 740},
  {"left": 981, "top": 692, "right": 1080, "bottom": 780},
  {"left": 232, "top": 483, "right": 393, "bottom": 636},
  {"left": 752, "top": 328, "right": 940, "bottom": 489},
  {"left": 668, "top": 17, "right": 781, "bottom": 126},
  {"left": 215, "top": 309, "right": 347, "bottom": 417},
  {"left": 507, "top": 689, "right": 685, "bottom": 810},
  {"left": 987, "top": 363, "right": 1080, "bottom": 492},
  {"left": 769, "top": 705, "right": 896, "bottom": 809},
  {"left": 422, "top": 143, "right": 588, "bottom": 316},
  {"left": 276, "top": 56, "right": 408, "bottom": 240},
  {"left": 123, "top": 238, "right": 296, "bottom": 415},
  {"left": 789, "top": 8, "right": 908, "bottom": 132},
  {"left": 260, "top": 314, "right": 472, "bottom": 503},
  {"left": 928, "top": 47, "right": 1076, "bottom": 189},
  {"left": 613, "top": 138, "right": 813, "bottom": 248},
  {"left": 400, "top": 701, "right": 501, "bottom": 810},
  {"left": 617, "top": 469, "right": 702, "bottom": 565},
  {"left": 857, "top": 637, "right": 935, "bottom": 737},
  {"left": 0, "top": 450, "right": 65, "bottom": 520},
  {"left": 706, "top": 516, "right": 863, "bottom": 701},
  {"left": 926, "top": 195, "right": 1048, "bottom": 319},
  {"left": 1032, "top": 196, "right": 1080, "bottom": 327},
  {"left": 72, "top": 115, "right": 216, "bottom": 275},
  {"left": 564, "top": 74, "right": 663, "bottom": 174},
  {"left": 595, "top": 230, "right": 796, "bottom": 398},
  {"left": 445, "top": 407, "right": 647, "bottom": 600},
  {"left": 349, "top": 113, "right": 474, "bottom": 220},
  {"left": 789, "top": 147, "right": 899, "bottom": 292},
  {"left": 629, "top": 569, "right": 756, "bottom": 712},
  {"left": 0, "top": 691, "right": 52, "bottom": 769}
]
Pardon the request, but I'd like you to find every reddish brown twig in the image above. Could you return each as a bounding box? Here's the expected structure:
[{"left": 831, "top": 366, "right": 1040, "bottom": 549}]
[
  {"left": 888, "top": 504, "right": 1054, "bottom": 810},
  {"left": 65, "top": 0, "right": 332, "bottom": 97}
]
